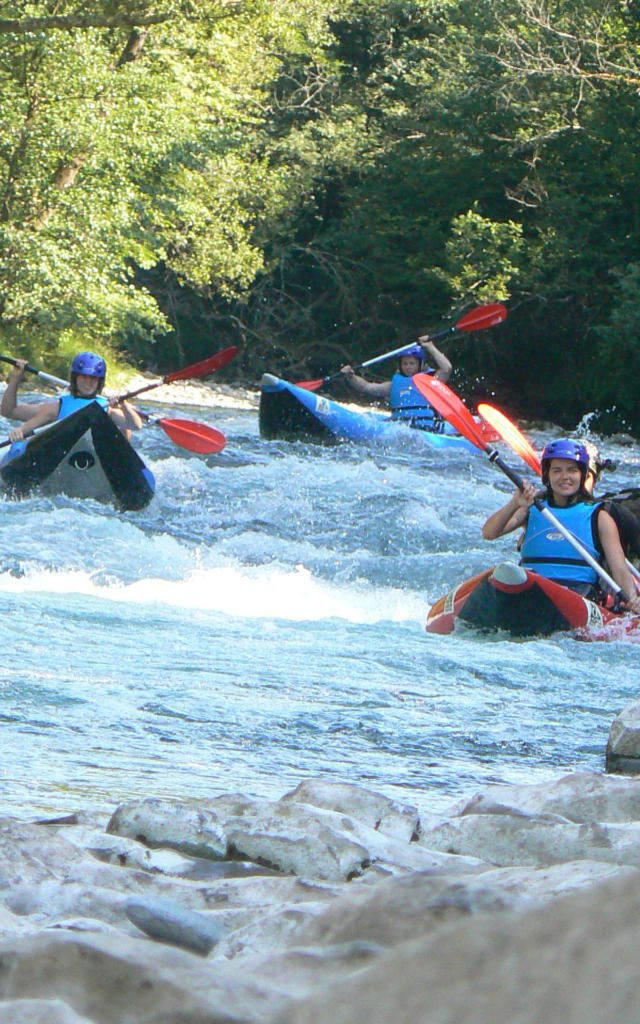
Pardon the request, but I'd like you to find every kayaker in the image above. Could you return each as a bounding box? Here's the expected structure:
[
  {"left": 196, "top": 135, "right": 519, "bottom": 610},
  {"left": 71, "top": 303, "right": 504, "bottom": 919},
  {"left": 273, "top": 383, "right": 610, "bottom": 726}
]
[
  {"left": 482, "top": 438, "right": 640, "bottom": 612},
  {"left": 6, "top": 352, "right": 142, "bottom": 441},
  {"left": 339, "top": 336, "right": 452, "bottom": 430}
]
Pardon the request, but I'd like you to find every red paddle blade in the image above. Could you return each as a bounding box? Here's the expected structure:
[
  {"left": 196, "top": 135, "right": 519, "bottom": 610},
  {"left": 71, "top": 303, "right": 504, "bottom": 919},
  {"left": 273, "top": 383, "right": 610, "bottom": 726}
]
[
  {"left": 157, "top": 418, "right": 226, "bottom": 453},
  {"left": 477, "top": 403, "right": 542, "bottom": 475},
  {"left": 295, "top": 378, "right": 325, "bottom": 391},
  {"left": 413, "top": 375, "right": 487, "bottom": 450},
  {"left": 455, "top": 303, "right": 507, "bottom": 333},
  {"left": 165, "top": 346, "right": 237, "bottom": 383}
]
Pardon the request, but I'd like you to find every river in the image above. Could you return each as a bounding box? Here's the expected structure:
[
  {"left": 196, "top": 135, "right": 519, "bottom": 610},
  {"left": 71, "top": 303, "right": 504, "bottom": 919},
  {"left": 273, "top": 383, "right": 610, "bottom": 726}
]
[{"left": 1, "top": 381, "right": 638, "bottom": 820}]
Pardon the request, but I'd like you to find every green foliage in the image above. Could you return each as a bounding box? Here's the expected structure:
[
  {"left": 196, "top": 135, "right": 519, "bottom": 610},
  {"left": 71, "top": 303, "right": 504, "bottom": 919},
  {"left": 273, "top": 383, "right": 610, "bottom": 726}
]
[{"left": 1, "top": 0, "right": 640, "bottom": 433}]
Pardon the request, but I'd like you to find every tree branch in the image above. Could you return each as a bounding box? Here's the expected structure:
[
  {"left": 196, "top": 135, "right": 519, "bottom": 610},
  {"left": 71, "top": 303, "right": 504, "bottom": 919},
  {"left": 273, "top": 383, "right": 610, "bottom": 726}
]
[{"left": 0, "top": 12, "right": 175, "bottom": 34}]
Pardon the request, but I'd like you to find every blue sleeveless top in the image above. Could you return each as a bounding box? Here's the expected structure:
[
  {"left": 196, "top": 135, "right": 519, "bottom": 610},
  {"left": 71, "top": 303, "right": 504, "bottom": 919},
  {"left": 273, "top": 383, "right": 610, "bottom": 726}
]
[
  {"left": 520, "top": 499, "right": 602, "bottom": 584},
  {"left": 57, "top": 394, "right": 109, "bottom": 420}
]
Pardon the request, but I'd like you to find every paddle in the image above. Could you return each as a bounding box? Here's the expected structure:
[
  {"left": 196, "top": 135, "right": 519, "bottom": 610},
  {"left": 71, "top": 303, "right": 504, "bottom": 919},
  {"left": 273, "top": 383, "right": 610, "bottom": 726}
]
[
  {"left": 115, "top": 345, "right": 237, "bottom": 402},
  {"left": 478, "top": 402, "right": 640, "bottom": 585},
  {"left": 0, "top": 355, "right": 67, "bottom": 389},
  {"left": 144, "top": 416, "right": 226, "bottom": 454},
  {"left": 476, "top": 403, "right": 542, "bottom": 475},
  {"left": 295, "top": 303, "right": 507, "bottom": 391},
  {"left": 1, "top": 349, "right": 234, "bottom": 454},
  {"left": 0, "top": 415, "right": 226, "bottom": 455},
  {"left": 413, "top": 374, "right": 631, "bottom": 603}
]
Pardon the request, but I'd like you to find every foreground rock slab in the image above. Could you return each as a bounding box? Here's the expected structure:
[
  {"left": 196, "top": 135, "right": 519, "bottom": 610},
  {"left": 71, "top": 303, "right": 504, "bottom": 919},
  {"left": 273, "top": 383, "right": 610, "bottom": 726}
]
[
  {"left": 271, "top": 869, "right": 640, "bottom": 1024},
  {"left": 1, "top": 771, "right": 640, "bottom": 1022}
]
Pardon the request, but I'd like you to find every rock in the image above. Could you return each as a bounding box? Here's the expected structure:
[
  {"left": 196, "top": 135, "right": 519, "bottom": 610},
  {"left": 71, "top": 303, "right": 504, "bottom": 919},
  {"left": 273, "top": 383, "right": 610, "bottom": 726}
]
[
  {"left": 477, "top": 859, "right": 638, "bottom": 903},
  {"left": 272, "top": 869, "right": 515, "bottom": 951},
  {"left": 224, "top": 800, "right": 482, "bottom": 882},
  {"left": 225, "top": 812, "right": 370, "bottom": 882},
  {"left": 125, "top": 895, "right": 226, "bottom": 955},
  {"left": 0, "top": 999, "right": 93, "bottom": 1022},
  {"left": 0, "top": 820, "right": 88, "bottom": 890},
  {"left": 606, "top": 700, "right": 640, "bottom": 773},
  {"left": 456, "top": 770, "right": 640, "bottom": 821},
  {"left": 65, "top": 826, "right": 201, "bottom": 876},
  {"left": 270, "top": 869, "right": 640, "bottom": 1024},
  {"left": 106, "top": 799, "right": 227, "bottom": 860},
  {"left": 221, "top": 941, "right": 383, "bottom": 1004},
  {"left": 420, "top": 813, "right": 640, "bottom": 868},
  {"left": 5, "top": 882, "right": 129, "bottom": 927},
  {"left": 0, "top": 931, "right": 249, "bottom": 1023},
  {"left": 278, "top": 780, "right": 420, "bottom": 842}
]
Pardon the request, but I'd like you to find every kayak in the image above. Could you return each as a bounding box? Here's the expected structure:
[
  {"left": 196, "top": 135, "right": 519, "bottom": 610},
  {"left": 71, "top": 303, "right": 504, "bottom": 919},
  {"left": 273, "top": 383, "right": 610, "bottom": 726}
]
[
  {"left": 259, "top": 374, "right": 497, "bottom": 452},
  {"left": 426, "top": 562, "right": 639, "bottom": 640},
  {"left": 0, "top": 402, "right": 155, "bottom": 511}
]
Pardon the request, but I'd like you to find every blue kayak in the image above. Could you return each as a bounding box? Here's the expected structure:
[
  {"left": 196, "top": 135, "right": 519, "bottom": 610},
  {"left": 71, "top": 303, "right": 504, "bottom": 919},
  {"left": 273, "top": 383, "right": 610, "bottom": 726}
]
[{"left": 259, "top": 374, "right": 484, "bottom": 452}]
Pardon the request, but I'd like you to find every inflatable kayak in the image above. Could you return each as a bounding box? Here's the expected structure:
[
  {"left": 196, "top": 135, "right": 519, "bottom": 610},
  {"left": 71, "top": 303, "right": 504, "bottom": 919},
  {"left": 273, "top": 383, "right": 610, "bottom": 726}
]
[
  {"left": 426, "top": 562, "right": 639, "bottom": 640},
  {"left": 0, "top": 401, "right": 155, "bottom": 511},
  {"left": 259, "top": 374, "right": 496, "bottom": 452}
]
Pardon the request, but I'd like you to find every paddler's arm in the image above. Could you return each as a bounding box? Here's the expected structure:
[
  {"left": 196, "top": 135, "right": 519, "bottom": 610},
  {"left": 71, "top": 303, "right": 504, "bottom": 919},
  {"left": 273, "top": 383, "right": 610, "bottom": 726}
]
[
  {"left": 597, "top": 508, "right": 640, "bottom": 612},
  {"left": 340, "top": 366, "right": 391, "bottom": 399},
  {"left": 417, "top": 335, "right": 452, "bottom": 382},
  {"left": 482, "top": 482, "right": 537, "bottom": 540},
  {"left": 107, "top": 398, "right": 143, "bottom": 436},
  {"left": 8, "top": 399, "right": 60, "bottom": 441},
  {"left": 1, "top": 360, "right": 38, "bottom": 422}
]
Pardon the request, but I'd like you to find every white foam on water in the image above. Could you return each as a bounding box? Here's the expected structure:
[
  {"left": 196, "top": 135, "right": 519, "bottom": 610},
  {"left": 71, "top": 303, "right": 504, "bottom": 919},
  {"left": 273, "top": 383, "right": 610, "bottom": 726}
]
[{"left": 0, "top": 560, "right": 426, "bottom": 624}]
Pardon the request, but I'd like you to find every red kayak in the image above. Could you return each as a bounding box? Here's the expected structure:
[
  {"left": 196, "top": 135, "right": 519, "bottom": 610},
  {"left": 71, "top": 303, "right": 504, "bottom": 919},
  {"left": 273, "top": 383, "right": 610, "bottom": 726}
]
[{"left": 426, "top": 562, "right": 640, "bottom": 640}]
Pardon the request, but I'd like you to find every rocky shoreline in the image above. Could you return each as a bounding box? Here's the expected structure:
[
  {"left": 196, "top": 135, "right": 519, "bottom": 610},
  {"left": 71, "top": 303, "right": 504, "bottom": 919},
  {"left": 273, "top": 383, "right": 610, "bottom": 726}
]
[{"left": 2, "top": 701, "right": 640, "bottom": 1023}]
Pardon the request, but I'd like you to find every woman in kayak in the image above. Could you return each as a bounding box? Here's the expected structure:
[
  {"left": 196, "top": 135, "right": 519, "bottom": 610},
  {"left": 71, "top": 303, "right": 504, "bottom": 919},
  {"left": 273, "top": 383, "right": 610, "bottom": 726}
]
[
  {"left": 339, "top": 335, "right": 452, "bottom": 430},
  {"left": 5, "top": 352, "right": 141, "bottom": 441},
  {"left": 482, "top": 438, "right": 640, "bottom": 612}
]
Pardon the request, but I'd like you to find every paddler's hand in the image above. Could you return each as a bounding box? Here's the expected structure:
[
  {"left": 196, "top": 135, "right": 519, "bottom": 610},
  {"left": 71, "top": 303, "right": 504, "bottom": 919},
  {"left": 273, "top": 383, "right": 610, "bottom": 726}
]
[
  {"left": 340, "top": 365, "right": 355, "bottom": 378},
  {"left": 11, "top": 359, "right": 28, "bottom": 381},
  {"left": 513, "top": 481, "right": 538, "bottom": 509},
  {"left": 8, "top": 425, "right": 25, "bottom": 442},
  {"left": 107, "top": 396, "right": 122, "bottom": 409},
  {"left": 622, "top": 592, "right": 640, "bottom": 615}
]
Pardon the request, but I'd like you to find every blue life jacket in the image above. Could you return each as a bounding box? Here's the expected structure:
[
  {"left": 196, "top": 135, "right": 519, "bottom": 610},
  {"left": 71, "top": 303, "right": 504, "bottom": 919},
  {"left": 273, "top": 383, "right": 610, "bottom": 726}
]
[
  {"left": 520, "top": 498, "right": 602, "bottom": 585},
  {"left": 389, "top": 371, "right": 440, "bottom": 428},
  {"left": 57, "top": 393, "right": 109, "bottom": 420}
]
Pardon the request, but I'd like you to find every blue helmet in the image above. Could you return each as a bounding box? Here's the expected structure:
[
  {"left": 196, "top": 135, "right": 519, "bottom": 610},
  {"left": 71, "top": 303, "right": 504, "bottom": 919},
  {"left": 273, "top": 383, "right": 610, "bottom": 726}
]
[
  {"left": 71, "top": 352, "right": 106, "bottom": 379},
  {"left": 541, "top": 438, "right": 589, "bottom": 485},
  {"left": 399, "top": 344, "right": 426, "bottom": 368}
]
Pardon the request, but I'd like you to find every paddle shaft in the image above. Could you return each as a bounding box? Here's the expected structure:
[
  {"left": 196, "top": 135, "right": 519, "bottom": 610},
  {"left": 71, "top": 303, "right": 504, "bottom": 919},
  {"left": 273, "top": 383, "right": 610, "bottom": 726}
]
[
  {"left": 0, "top": 355, "right": 67, "bottom": 388},
  {"left": 355, "top": 319, "right": 484, "bottom": 373},
  {"left": 305, "top": 303, "right": 507, "bottom": 390}
]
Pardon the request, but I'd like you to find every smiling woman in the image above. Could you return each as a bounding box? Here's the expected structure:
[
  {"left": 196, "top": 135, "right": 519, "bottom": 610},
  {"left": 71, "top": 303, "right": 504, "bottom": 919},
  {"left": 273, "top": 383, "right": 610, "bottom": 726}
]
[{"left": 481, "top": 438, "right": 640, "bottom": 613}]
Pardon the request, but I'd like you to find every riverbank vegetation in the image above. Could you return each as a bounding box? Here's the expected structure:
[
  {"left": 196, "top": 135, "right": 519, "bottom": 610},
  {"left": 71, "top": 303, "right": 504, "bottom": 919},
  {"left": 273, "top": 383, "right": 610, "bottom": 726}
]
[{"left": 1, "top": 1, "right": 639, "bottom": 431}]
